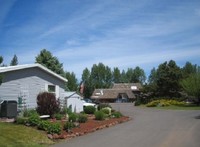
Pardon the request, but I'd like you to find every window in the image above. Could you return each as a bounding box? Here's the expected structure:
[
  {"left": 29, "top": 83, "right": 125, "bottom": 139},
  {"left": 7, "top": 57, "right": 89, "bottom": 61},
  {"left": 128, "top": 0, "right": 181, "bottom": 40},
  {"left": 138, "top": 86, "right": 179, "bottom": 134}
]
[{"left": 48, "top": 85, "right": 56, "bottom": 93}]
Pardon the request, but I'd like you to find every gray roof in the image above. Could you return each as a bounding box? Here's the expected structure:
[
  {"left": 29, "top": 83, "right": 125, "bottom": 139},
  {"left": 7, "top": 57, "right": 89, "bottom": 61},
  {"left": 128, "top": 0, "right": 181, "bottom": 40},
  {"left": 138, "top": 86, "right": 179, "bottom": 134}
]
[
  {"left": 0, "top": 64, "right": 68, "bottom": 82},
  {"left": 112, "top": 83, "right": 142, "bottom": 90}
]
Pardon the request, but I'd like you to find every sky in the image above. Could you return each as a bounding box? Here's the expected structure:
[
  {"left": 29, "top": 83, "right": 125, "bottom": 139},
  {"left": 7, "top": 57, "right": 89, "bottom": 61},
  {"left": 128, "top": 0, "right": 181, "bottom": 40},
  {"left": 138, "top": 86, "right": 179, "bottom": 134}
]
[{"left": 0, "top": 0, "right": 200, "bottom": 79}]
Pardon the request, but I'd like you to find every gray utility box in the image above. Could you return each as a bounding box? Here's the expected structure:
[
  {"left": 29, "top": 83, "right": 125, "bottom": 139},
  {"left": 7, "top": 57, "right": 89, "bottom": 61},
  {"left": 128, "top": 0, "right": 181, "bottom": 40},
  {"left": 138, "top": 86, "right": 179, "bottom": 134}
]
[{"left": 0, "top": 100, "right": 17, "bottom": 118}]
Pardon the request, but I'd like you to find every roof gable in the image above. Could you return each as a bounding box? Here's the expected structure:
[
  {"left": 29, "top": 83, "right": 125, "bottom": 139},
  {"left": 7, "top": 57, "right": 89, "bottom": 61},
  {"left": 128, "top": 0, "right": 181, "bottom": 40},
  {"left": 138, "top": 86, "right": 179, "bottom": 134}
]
[{"left": 0, "top": 64, "right": 68, "bottom": 83}]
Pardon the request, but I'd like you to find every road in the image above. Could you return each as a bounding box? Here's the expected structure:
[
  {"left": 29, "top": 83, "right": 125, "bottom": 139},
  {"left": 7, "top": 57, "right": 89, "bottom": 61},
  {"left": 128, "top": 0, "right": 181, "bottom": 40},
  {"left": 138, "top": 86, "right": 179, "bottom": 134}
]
[{"left": 53, "top": 103, "right": 200, "bottom": 147}]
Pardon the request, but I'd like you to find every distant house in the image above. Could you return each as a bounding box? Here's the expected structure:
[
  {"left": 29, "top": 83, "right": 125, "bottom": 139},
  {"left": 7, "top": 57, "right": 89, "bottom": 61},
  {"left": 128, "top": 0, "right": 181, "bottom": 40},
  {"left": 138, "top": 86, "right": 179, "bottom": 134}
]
[
  {"left": 0, "top": 64, "right": 68, "bottom": 108},
  {"left": 61, "top": 92, "right": 83, "bottom": 113},
  {"left": 91, "top": 83, "right": 142, "bottom": 103}
]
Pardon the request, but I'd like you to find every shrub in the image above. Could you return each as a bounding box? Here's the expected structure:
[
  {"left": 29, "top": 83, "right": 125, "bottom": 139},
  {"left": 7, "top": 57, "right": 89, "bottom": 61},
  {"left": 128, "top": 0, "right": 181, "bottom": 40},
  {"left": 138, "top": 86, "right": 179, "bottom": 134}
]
[
  {"left": 36, "top": 92, "right": 60, "bottom": 117},
  {"left": 112, "top": 111, "right": 123, "bottom": 118},
  {"left": 63, "top": 122, "right": 75, "bottom": 132},
  {"left": 37, "top": 120, "right": 51, "bottom": 131},
  {"left": 15, "top": 117, "right": 28, "bottom": 125},
  {"left": 54, "top": 113, "right": 63, "bottom": 120},
  {"left": 28, "top": 113, "right": 41, "bottom": 126},
  {"left": 97, "top": 103, "right": 112, "bottom": 110},
  {"left": 69, "top": 113, "right": 78, "bottom": 122},
  {"left": 101, "top": 107, "right": 111, "bottom": 115},
  {"left": 23, "top": 109, "right": 37, "bottom": 117},
  {"left": 47, "top": 123, "right": 61, "bottom": 134},
  {"left": 78, "top": 114, "right": 88, "bottom": 123},
  {"left": 95, "top": 111, "right": 105, "bottom": 120},
  {"left": 84, "top": 106, "right": 96, "bottom": 114}
]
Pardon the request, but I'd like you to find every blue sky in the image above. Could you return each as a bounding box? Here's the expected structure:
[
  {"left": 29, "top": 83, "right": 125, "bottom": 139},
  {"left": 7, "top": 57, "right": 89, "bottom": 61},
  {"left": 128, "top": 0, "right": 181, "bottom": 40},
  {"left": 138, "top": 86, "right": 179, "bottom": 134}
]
[{"left": 0, "top": 0, "right": 200, "bottom": 79}]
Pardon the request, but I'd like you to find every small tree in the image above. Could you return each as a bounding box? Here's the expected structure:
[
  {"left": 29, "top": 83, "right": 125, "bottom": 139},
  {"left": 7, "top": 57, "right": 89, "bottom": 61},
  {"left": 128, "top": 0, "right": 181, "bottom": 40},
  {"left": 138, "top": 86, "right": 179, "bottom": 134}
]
[
  {"left": 10, "top": 54, "right": 18, "bottom": 66},
  {"left": 181, "top": 73, "right": 200, "bottom": 105},
  {"left": 36, "top": 92, "right": 60, "bottom": 117}
]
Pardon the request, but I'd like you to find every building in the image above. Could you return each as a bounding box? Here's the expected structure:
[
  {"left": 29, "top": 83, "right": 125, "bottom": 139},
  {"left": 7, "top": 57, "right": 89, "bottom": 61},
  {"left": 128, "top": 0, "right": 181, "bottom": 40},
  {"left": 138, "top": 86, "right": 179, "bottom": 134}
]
[
  {"left": 0, "top": 64, "right": 68, "bottom": 108},
  {"left": 91, "top": 83, "right": 142, "bottom": 103}
]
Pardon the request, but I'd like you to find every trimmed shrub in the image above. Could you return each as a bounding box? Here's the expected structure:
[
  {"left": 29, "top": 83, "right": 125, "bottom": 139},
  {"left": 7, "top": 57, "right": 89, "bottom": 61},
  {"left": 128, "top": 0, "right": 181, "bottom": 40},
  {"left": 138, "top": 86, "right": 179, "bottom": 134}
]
[
  {"left": 69, "top": 113, "right": 78, "bottom": 122},
  {"left": 101, "top": 107, "right": 111, "bottom": 115},
  {"left": 97, "top": 103, "right": 112, "bottom": 110},
  {"left": 64, "top": 122, "right": 75, "bottom": 132},
  {"left": 47, "top": 123, "right": 61, "bottom": 134},
  {"left": 15, "top": 117, "right": 28, "bottom": 125},
  {"left": 95, "top": 111, "right": 105, "bottom": 120},
  {"left": 36, "top": 92, "right": 60, "bottom": 117},
  {"left": 37, "top": 120, "right": 51, "bottom": 131},
  {"left": 28, "top": 113, "right": 41, "bottom": 126},
  {"left": 84, "top": 106, "right": 96, "bottom": 114},
  {"left": 78, "top": 114, "right": 88, "bottom": 123},
  {"left": 112, "top": 111, "right": 123, "bottom": 118}
]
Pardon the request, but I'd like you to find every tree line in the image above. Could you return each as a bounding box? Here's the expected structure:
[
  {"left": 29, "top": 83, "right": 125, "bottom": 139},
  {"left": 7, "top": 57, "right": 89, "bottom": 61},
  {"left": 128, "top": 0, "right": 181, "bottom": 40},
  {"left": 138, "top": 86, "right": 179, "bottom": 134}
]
[{"left": 1, "top": 49, "right": 200, "bottom": 103}]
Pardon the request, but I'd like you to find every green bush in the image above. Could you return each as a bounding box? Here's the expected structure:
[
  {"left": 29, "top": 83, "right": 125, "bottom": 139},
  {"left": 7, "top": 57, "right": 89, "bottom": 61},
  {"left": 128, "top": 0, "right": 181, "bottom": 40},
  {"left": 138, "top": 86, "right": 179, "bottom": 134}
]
[
  {"left": 78, "top": 114, "right": 88, "bottom": 123},
  {"left": 97, "top": 103, "right": 112, "bottom": 110},
  {"left": 69, "top": 113, "right": 78, "bottom": 122},
  {"left": 28, "top": 113, "right": 41, "bottom": 126},
  {"left": 63, "top": 122, "right": 75, "bottom": 132},
  {"left": 101, "top": 107, "right": 111, "bottom": 115},
  {"left": 146, "top": 99, "right": 186, "bottom": 107},
  {"left": 95, "top": 111, "right": 105, "bottom": 120},
  {"left": 112, "top": 111, "right": 123, "bottom": 118},
  {"left": 54, "top": 113, "right": 63, "bottom": 120},
  {"left": 15, "top": 117, "right": 28, "bottom": 125},
  {"left": 37, "top": 120, "right": 51, "bottom": 131},
  {"left": 47, "top": 123, "right": 61, "bottom": 134},
  {"left": 84, "top": 106, "right": 96, "bottom": 114},
  {"left": 23, "top": 109, "right": 38, "bottom": 117}
]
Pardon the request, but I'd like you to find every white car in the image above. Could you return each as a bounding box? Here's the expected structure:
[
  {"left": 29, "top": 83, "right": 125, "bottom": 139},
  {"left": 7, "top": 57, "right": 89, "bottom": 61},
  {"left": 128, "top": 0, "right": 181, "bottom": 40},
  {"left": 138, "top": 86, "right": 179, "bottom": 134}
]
[{"left": 82, "top": 100, "right": 96, "bottom": 107}]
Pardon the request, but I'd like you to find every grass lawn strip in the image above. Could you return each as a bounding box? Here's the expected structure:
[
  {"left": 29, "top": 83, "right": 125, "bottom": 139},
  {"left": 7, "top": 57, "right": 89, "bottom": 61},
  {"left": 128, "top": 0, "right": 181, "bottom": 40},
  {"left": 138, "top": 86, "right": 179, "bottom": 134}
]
[{"left": 0, "top": 122, "right": 54, "bottom": 147}]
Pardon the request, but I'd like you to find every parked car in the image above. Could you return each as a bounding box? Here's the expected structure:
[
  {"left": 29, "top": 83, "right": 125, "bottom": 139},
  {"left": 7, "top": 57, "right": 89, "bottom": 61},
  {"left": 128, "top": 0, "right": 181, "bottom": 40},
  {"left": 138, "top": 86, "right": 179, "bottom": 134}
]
[
  {"left": 82, "top": 99, "right": 96, "bottom": 107},
  {"left": 84, "top": 98, "right": 100, "bottom": 105}
]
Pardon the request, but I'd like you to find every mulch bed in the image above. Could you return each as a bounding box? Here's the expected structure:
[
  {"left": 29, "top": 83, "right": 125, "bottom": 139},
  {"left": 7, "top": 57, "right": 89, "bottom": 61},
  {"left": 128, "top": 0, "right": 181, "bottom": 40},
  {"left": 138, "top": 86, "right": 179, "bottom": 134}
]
[{"left": 49, "top": 116, "right": 131, "bottom": 140}]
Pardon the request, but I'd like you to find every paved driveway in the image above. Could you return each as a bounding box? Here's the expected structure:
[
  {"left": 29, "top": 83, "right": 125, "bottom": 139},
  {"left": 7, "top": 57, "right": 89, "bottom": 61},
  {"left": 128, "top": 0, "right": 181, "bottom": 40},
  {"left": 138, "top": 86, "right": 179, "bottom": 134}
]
[{"left": 53, "top": 103, "right": 200, "bottom": 147}]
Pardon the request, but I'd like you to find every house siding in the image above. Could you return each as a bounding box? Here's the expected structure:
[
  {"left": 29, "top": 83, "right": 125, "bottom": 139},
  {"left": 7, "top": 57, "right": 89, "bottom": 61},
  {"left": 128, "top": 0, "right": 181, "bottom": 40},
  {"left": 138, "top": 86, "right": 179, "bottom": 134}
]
[{"left": 0, "top": 67, "right": 66, "bottom": 108}]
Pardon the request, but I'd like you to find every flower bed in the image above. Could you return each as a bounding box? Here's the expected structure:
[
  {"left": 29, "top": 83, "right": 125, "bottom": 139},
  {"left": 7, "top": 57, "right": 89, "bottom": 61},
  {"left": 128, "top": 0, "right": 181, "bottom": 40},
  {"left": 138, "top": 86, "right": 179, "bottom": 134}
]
[{"left": 48, "top": 116, "right": 130, "bottom": 140}]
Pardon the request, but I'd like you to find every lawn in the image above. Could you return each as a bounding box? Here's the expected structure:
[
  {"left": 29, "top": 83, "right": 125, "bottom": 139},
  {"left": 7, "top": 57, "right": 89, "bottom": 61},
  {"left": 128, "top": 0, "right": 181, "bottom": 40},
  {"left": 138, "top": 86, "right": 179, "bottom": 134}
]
[{"left": 0, "top": 122, "right": 54, "bottom": 147}]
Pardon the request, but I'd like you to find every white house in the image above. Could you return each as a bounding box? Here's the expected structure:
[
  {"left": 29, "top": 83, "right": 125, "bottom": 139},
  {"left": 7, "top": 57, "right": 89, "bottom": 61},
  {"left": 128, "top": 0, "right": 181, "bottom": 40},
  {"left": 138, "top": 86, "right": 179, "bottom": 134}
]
[
  {"left": 0, "top": 64, "right": 68, "bottom": 108},
  {"left": 61, "top": 92, "right": 84, "bottom": 113}
]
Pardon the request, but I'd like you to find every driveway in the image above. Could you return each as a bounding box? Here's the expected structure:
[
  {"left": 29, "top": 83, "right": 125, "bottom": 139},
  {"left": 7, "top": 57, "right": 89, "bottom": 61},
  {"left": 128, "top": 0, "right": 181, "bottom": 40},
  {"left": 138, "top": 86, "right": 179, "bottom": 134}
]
[{"left": 53, "top": 103, "right": 200, "bottom": 147}]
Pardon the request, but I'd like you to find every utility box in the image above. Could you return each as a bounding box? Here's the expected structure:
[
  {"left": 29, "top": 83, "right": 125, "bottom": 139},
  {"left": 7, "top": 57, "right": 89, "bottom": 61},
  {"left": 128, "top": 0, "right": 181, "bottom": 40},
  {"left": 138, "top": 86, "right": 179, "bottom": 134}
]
[{"left": 0, "top": 100, "right": 17, "bottom": 118}]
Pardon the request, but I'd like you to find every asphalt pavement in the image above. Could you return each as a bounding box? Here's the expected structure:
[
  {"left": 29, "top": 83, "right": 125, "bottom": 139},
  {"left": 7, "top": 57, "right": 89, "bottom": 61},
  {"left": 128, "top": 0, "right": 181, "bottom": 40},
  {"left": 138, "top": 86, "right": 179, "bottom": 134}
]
[{"left": 53, "top": 103, "right": 200, "bottom": 147}]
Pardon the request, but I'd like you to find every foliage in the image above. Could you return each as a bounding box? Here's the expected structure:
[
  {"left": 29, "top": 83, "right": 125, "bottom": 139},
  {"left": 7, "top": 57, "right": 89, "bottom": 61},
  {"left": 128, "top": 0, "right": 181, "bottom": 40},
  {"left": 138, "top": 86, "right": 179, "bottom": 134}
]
[
  {"left": 78, "top": 114, "right": 88, "bottom": 123},
  {"left": 10, "top": 54, "right": 18, "bottom": 66},
  {"left": 15, "top": 117, "right": 28, "bottom": 125},
  {"left": 101, "top": 107, "right": 111, "bottom": 115},
  {"left": 28, "top": 113, "right": 41, "bottom": 126},
  {"left": 54, "top": 113, "right": 63, "bottom": 120},
  {"left": 95, "top": 111, "right": 105, "bottom": 120},
  {"left": 65, "top": 71, "right": 78, "bottom": 91},
  {"left": 36, "top": 92, "right": 60, "bottom": 117},
  {"left": 47, "top": 122, "right": 61, "bottom": 134},
  {"left": 112, "top": 111, "right": 123, "bottom": 118},
  {"left": 181, "top": 73, "right": 200, "bottom": 104},
  {"left": 146, "top": 99, "right": 186, "bottom": 107},
  {"left": 23, "top": 109, "right": 38, "bottom": 117},
  {"left": 112, "top": 67, "right": 121, "bottom": 83},
  {"left": 84, "top": 106, "right": 96, "bottom": 114},
  {"left": 68, "top": 113, "right": 78, "bottom": 122},
  {"left": 35, "top": 49, "right": 64, "bottom": 75},
  {"left": 0, "top": 56, "right": 3, "bottom": 85},
  {"left": 63, "top": 122, "right": 76, "bottom": 131},
  {"left": 97, "top": 103, "right": 112, "bottom": 110},
  {"left": 37, "top": 120, "right": 51, "bottom": 131}
]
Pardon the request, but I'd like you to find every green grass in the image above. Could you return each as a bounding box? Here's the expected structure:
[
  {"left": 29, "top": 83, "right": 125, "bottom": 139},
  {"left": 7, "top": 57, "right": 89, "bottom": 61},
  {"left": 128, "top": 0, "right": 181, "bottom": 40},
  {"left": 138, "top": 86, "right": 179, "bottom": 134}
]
[
  {"left": 0, "top": 122, "right": 54, "bottom": 147},
  {"left": 154, "top": 105, "right": 200, "bottom": 110}
]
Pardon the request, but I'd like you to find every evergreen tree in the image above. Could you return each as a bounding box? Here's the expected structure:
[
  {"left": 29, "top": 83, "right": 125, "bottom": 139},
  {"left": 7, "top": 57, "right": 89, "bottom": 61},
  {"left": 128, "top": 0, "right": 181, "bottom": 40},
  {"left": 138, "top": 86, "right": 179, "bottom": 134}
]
[
  {"left": 112, "top": 67, "right": 121, "bottom": 83},
  {"left": 65, "top": 72, "right": 78, "bottom": 91},
  {"left": 0, "top": 56, "right": 3, "bottom": 84},
  {"left": 35, "top": 49, "right": 64, "bottom": 75},
  {"left": 10, "top": 54, "right": 18, "bottom": 66}
]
